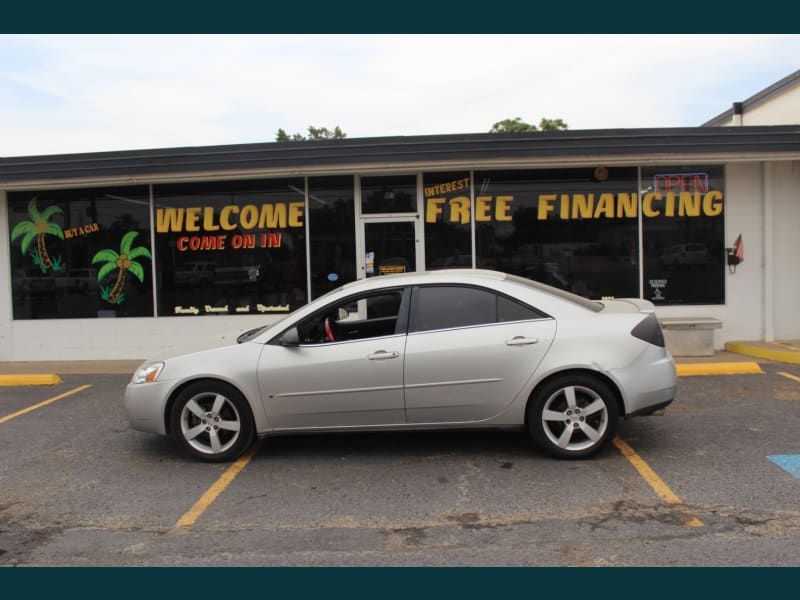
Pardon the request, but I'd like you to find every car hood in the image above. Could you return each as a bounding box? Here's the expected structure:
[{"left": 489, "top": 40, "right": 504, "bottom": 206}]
[{"left": 149, "top": 329, "right": 249, "bottom": 362}]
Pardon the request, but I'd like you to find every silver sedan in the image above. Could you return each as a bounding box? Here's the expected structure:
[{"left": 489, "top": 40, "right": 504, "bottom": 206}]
[{"left": 124, "top": 269, "right": 676, "bottom": 462}]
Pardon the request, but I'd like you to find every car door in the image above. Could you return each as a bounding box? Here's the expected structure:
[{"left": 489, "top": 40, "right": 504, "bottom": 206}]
[
  {"left": 258, "top": 288, "right": 409, "bottom": 430},
  {"left": 403, "top": 285, "right": 555, "bottom": 424}
]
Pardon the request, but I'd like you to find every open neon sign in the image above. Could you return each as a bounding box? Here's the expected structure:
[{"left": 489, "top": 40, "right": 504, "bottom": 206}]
[{"left": 653, "top": 172, "right": 709, "bottom": 193}]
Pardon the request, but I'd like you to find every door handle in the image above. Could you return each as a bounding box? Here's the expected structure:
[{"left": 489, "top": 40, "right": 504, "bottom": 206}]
[
  {"left": 367, "top": 350, "right": 400, "bottom": 360},
  {"left": 506, "top": 336, "right": 539, "bottom": 346}
]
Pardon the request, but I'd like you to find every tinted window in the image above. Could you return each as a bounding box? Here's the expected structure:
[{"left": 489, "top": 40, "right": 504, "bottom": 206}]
[
  {"left": 309, "top": 176, "right": 356, "bottom": 299},
  {"left": 423, "top": 171, "right": 472, "bottom": 270},
  {"left": 8, "top": 186, "right": 154, "bottom": 319},
  {"left": 498, "top": 295, "right": 545, "bottom": 322},
  {"left": 641, "top": 165, "right": 724, "bottom": 305},
  {"left": 409, "top": 285, "right": 544, "bottom": 333},
  {"left": 472, "top": 167, "right": 639, "bottom": 300},
  {"left": 360, "top": 175, "right": 416, "bottom": 214},
  {"left": 152, "top": 178, "right": 307, "bottom": 317}
]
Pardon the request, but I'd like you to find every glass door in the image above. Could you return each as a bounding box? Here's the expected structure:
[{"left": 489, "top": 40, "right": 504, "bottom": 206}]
[{"left": 361, "top": 218, "right": 420, "bottom": 278}]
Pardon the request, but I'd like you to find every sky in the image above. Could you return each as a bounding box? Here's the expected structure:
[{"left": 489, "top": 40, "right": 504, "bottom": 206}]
[{"left": 1, "top": 34, "right": 799, "bottom": 157}]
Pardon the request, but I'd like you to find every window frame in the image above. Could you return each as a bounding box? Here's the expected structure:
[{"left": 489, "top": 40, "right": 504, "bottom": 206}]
[{"left": 278, "top": 286, "right": 412, "bottom": 347}]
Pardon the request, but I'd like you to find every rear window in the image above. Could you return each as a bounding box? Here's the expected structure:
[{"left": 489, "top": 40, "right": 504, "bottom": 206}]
[{"left": 409, "top": 285, "right": 546, "bottom": 333}]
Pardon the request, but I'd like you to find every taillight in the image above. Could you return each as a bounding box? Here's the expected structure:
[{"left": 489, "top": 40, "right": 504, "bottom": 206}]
[{"left": 631, "top": 313, "right": 665, "bottom": 347}]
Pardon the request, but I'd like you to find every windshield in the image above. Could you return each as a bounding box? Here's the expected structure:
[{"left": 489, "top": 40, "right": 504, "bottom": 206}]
[{"left": 236, "top": 319, "right": 285, "bottom": 343}]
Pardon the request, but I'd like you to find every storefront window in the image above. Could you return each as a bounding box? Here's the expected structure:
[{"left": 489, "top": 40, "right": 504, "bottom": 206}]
[
  {"left": 6, "top": 163, "right": 728, "bottom": 321},
  {"left": 360, "top": 175, "right": 416, "bottom": 214},
  {"left": 153, "top": 178, "right": 307, "bottom": 316},
  {"left": 309, "top": 176, "right": 357, "bottom": 299},
  {"left": 8, "top": 186, "right": 153, "bottom": 319},
  {"left": 423, "top": 171, "right": 473, "bottom": 269},
  {"left": 473, "top": 168, "right": 639, "bottom": 299},
  {"left": 641, "top": 166, "right": 725, "bottom": 305}
]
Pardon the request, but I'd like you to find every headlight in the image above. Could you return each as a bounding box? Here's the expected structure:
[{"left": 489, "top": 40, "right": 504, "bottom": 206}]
[{"left": 132, "top": 362, "right": 164, "bottom": 384}]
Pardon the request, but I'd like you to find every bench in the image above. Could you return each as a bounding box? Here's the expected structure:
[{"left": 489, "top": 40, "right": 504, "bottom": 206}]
[{"left": 658, "top": 317, "right": 723, "bottom": 357}]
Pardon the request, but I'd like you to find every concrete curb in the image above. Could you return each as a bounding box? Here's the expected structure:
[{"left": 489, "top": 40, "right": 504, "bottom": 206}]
[
  {"left": 725, "top": 341, "right": 800, "bottom": 365},
  {"left": 0, "top": 374, "right": 63, "bottom": 386}
]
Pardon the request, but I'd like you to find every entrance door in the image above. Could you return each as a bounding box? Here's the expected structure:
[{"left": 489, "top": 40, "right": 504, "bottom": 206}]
[{"left": 361, "top": 218, "right": 421, "bottom": 278}]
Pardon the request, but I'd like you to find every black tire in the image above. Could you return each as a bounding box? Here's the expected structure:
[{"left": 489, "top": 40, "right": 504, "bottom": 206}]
[
  {"left": 527, "top": 374, "right": 619, "bottom": 459},
  {"left": 170, "top": 381, "right": 255, "bottom": 462}
]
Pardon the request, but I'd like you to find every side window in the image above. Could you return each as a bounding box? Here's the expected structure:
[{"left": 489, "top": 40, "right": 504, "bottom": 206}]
[
  {"left": 409, "top": 286, "right": 545, "bottom": 333},
  {"left": 497, "top": 295, "right": 547, "bottom": 322},
  {"left": 296, "top": 290, "right": 405, "bottom": 344}
]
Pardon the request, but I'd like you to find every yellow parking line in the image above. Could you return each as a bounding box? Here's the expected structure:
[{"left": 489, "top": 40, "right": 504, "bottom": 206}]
[
  {"left": 676, "top": 362, "right": 763, "bottom": 377},
  {"left": 0, "top": 384, "right": 92, "bottom": 424},
  {"left": 778, "top": 372, "right": 800, "bottom": 384},
  {"left": 172, "top": 439, "right": 262, "bottom": 531},
  {"left": 613, "top": 436, "right": 704, "bottom": 528}
]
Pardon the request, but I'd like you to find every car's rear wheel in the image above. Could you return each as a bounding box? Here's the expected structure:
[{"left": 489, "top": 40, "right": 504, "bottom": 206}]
[
  {"left": 170, "top": 381, "right": 255, "bottom": 462},
  {"left": 527, "top": 374, "right": 619, "bottom": 459}
]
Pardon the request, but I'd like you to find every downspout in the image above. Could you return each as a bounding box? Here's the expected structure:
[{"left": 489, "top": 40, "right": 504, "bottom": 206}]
[{"left": 762, "top": 162, "right": 774, "bottom": 342}]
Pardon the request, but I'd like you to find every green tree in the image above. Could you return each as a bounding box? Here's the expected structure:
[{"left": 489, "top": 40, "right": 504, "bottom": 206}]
[
  {"left": 11, "top": 197, "right": 65, "bottom": 272},
  {"left": 538, "top": 118, "right": 569, "bottom": 131},
  {"left": 276, "top": 126, "right": 347, "bottom": 142},
  {"left": 92, "top": 231, "right": 151, "bottom": 305},
  {"left": 489, "top": 117, "right": 568, "bottom": 133}
]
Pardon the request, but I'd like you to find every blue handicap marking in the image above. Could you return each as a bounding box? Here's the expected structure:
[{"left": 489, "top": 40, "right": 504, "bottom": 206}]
[{"left": 768, "top": 455, "right": 800, "bottom": 478}]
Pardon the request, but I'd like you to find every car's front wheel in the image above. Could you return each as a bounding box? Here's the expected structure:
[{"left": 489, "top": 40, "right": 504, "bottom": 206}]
[
  {"left": 170, "top": 381, "right": 255, "bottom": 462},
  {"left": 527, "top": 374, "right": 619, "bottom": 459}
]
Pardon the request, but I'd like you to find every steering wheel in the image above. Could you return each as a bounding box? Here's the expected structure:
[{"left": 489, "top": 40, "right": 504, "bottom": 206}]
[{"left": 324, "top": 317, "right": 335, "bottom": 342}]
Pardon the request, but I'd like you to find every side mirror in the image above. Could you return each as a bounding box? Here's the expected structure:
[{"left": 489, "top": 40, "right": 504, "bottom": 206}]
[{"left": 278, "top": 327, "right": 300, "bottom": 346}]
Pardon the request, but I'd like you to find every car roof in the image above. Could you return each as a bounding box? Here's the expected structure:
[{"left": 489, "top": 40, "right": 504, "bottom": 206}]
[{"left": 341, "top": 269, "right": 508, "bottom": 290}]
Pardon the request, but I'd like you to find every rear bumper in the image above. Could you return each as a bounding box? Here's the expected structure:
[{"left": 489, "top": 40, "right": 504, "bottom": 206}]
[
  {"left": 610, "top": 348, "right": 677, "bottom": 417},
  {"left": 626, "top": 398, "right": 674, "bottom": 417}
]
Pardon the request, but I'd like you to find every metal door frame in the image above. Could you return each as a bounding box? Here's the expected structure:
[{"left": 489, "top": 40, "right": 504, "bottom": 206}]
[{"left": 354, "top": 173, "right": 424, "bottom": 280}]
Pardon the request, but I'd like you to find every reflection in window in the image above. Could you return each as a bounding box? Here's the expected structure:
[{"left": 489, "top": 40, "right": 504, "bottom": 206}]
[
  {"left": 309, "top": 176, "right": 357, "bottom": 299},
  {"left": 364, "top": 222, "right": 415, "bottom": 277},
  {"left": 360, "top": 175, "right": 416, "bottom": 214},
  {"left": 423, "top": 171, "right": 473, "bottom": 270},
  {"left": 473, "top": 168, "right": 639, "bottom": 300},
  {"left": 153, "top": 178, "right": 307, "bottom": 316},
  {"left": 8, "top": 186, "right": 154, "bottom": 319},
  {"left": 641, "top": 165, "right": 725, "bottom": 305}
]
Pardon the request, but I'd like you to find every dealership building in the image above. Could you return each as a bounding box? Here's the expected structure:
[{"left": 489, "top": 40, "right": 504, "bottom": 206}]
[{"left": 2, "top": 122, "right": 799, "bottom": 361}]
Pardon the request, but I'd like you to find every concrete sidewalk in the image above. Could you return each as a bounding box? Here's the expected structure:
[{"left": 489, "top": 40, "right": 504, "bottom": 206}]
[
  {"left": 0, "top": 340, "right": 798, "bottom": 382},
  {"left": 0, "top": 360, "right": 143, "bottom": 375},
  {"left": 0, "top": 360, "right": 142, "bottom": 382}
]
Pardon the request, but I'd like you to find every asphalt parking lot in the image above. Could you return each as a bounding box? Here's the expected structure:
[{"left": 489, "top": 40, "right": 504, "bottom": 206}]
[{"left": 1, "top": 357, "right": 799, "bottom": 566}]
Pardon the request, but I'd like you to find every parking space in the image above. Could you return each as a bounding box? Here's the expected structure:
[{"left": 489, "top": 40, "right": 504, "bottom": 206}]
[{"left": 1, "top": 363, "right": 799, "bottom": 565}]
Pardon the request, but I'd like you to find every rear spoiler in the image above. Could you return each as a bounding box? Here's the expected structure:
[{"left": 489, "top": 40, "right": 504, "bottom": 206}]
[{"left": 599, "top": 298, "right": 656, "bottom": 314}]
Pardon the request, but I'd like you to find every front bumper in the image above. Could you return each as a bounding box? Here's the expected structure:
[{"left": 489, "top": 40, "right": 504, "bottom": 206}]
[{"left": 124, "top": 380, "right": 175, "bottom": 435}]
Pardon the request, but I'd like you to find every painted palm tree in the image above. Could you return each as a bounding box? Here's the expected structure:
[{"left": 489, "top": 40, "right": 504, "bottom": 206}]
[
  {"left": 92, "top": 231, "right": 152, "bottom": 304},
  {"left": 11, "top": 198, "right": 65, "bottom": 273}
]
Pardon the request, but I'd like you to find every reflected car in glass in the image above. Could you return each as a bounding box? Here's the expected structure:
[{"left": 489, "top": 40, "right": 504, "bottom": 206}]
[
  {"left": 660, "top": 243, "right": 709, "bottom": 266},
  {"left": 124, "top": 269, "right": 676, "bottom": 462}
]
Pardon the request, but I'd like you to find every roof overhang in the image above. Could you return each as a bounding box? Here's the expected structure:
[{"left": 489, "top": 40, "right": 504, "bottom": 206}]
[{"left": 3, "top": 126, "right": 800, "bottom": 189}]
